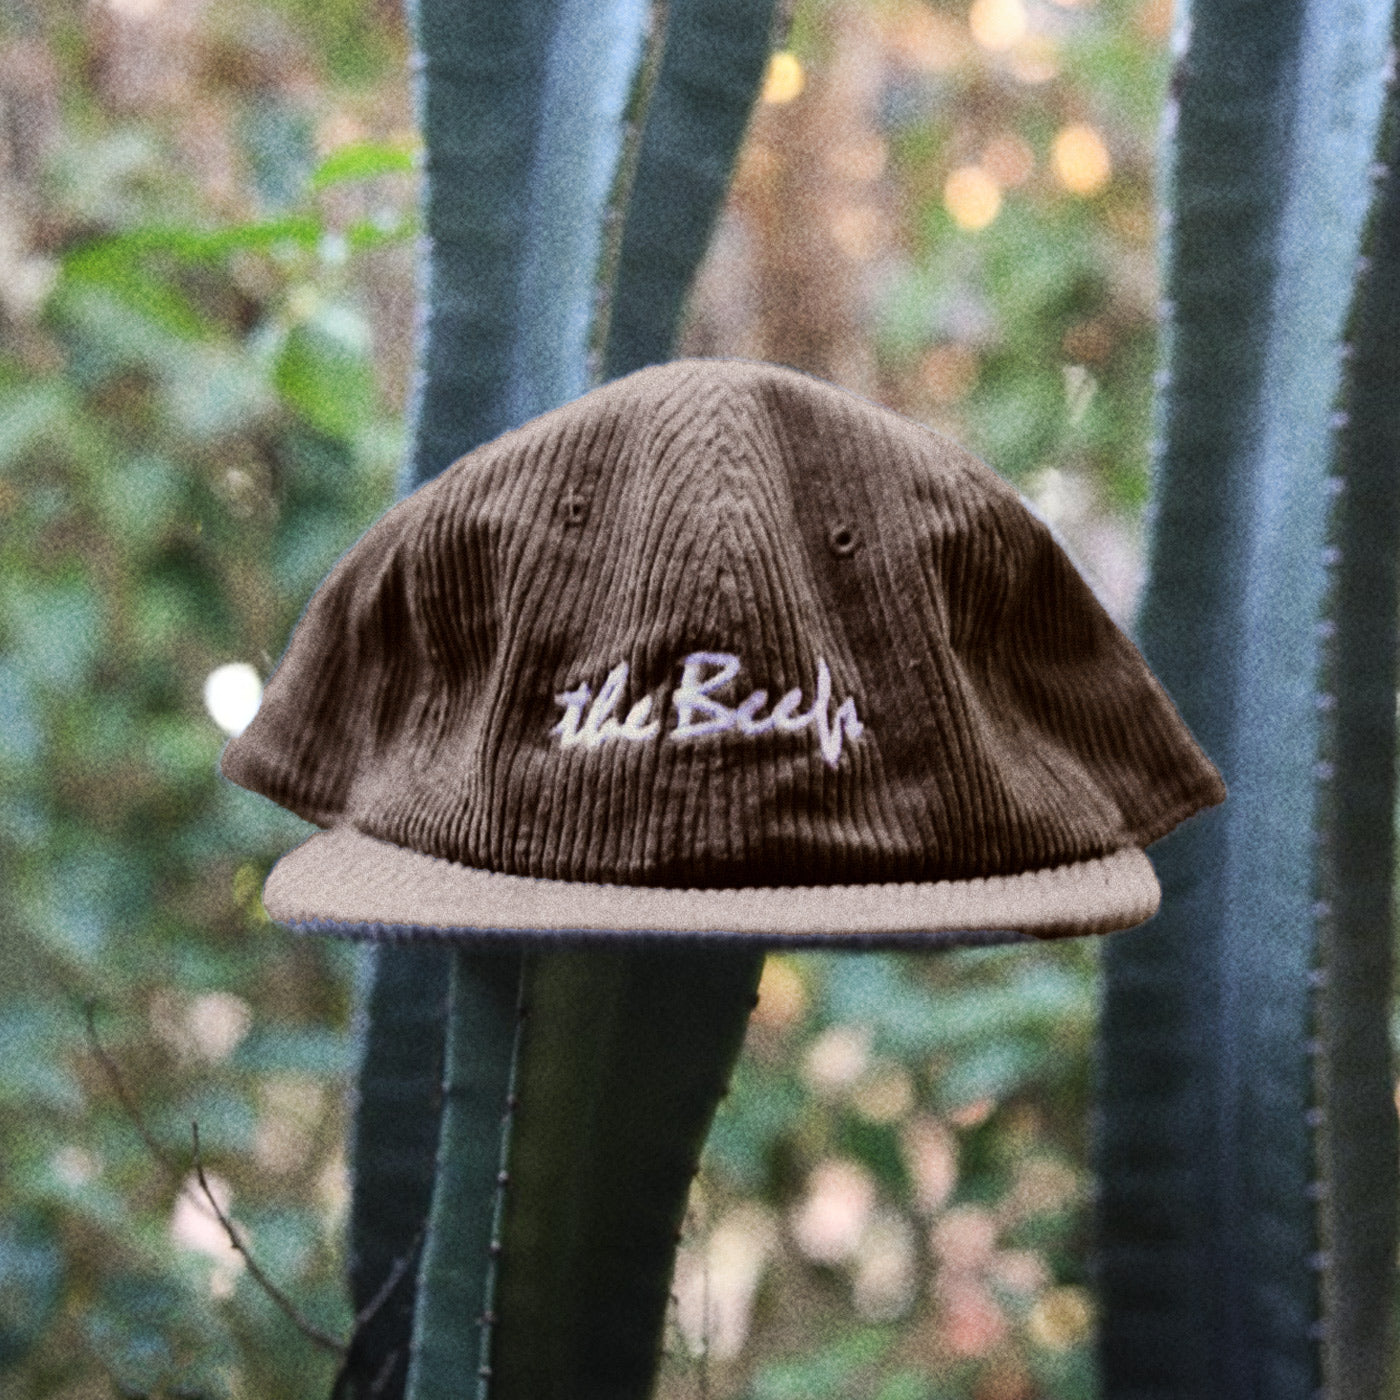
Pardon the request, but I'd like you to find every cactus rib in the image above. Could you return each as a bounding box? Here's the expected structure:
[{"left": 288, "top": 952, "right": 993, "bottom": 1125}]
[
  {"left": 486, "top": 948, "right": 765, "bottom": 1397},
  {"left": 403, "top": 952, "right": 525, "bottom": 1400},
  {"left": 1095, "top": 0, "right": 1395, "bottom": 1394},
  {"left": 1315, "top": 19, "right": 1400, "bottom": 1390}
]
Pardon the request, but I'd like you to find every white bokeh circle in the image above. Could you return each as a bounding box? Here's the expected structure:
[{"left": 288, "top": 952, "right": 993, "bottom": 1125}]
[{"left": 203, "top": 663, "right": 263, "bottom": 736}]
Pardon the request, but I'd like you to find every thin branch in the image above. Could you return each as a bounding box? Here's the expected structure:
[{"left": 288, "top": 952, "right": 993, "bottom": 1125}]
[
  {"left": 353, "top": 1224, "right": 428, "bottom": 1334},
  {"left": 190, "top": 1122, "right": 345, "bottom": 1356},
  {"left": 83, "top": 999, "right": 346, "bottom": 1357},
  {"left": 88, "top": 1000, "right": 439, "bottom": 1384},
  {"left": 329, "top": 1225, "right": 427, "bottom": 1400},
  {"left": 84, "top": 999, "right": 185, "bottom": 1182}
]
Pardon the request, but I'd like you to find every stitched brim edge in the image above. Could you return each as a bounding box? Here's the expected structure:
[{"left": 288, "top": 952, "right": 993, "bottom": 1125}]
[{"left": 261, "top": 827, "right": 1161, "bottom": 945}]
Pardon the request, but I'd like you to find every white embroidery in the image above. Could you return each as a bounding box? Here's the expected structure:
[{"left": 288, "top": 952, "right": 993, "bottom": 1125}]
[
  {"left": 551, "top": 651, "right": 864, "bottom": 768},
  {"left": 552, "top": 662, "right": 662, "bottom": 750}
]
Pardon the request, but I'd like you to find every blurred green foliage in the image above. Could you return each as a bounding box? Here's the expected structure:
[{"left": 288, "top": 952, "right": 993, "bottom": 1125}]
[
  {"left": 0, "top": 0, "right": 1191, "bottom": 1395},
  {"left": 0, "top": 2, "right": 410, "bottom": 1392}
]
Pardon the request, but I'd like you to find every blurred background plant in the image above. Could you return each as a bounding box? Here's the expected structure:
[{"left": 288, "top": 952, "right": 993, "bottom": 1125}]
[{"left": 0, "top": 0, "right": 1306, "bottom": 1396}]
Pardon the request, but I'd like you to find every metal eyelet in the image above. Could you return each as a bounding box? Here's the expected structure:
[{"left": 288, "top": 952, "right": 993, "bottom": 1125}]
[
  {"left": 827, "top": 523, "right": 859, "bottom": 557},
  {"left": 560, "top": 492, "right": 589, "bottom": 527}
]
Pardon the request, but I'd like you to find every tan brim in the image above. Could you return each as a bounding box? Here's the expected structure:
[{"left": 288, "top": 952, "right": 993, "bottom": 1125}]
[{"left": 261, "top": 827, "right": 1160, "bottom": 948}]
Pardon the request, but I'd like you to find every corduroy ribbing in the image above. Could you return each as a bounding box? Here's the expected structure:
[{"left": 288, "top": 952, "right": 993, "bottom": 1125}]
[{"left": 222, "top": 358, "right": 1226, "bottom": 895}]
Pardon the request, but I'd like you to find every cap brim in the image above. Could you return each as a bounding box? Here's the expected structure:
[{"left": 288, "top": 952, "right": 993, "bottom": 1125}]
[{"left": 261, "top": 828, "right": 1160, "bottom": 950}]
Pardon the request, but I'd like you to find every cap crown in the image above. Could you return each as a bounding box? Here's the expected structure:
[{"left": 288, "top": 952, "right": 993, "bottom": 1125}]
[{"left": 223, "top": 359, "right": 1223, "bottom": 888}]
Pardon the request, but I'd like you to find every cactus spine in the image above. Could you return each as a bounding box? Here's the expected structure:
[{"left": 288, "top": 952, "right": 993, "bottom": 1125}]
[{"left": 1095, "top": 0, "right": 1398, "bottom": 1395}]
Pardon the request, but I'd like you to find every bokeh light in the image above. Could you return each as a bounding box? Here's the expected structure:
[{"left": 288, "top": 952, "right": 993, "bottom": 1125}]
[
  {"left": 1008, "top": 35, "right": 1061, "bottom": 83},
  {"left": 203, "top": 662, "right": 263, "bottom": 736},
  {"left": 968, "top": 0, "right": 1028, "bottom": 52},
  {"left": 169, "top": 1174, "right": 244, "bottom": 1298},
  {"left": 944, "top": 165, "right": 1002, "bottom": 230},
  {"left": 761, "top": 50, "right": 806, "bottom": 104},
  {"left": 1027, "top": 1285, "right": 1095, "bottom": 1350},
  {"left": 791, "top": 1158, "right": 876, "bottom": 1263},
  {"left": 1052, "top": 122, "right": 1113, "bottom": 194},
  {"left": 751, "top": 956, "right": 806, "bottom": 1030}
]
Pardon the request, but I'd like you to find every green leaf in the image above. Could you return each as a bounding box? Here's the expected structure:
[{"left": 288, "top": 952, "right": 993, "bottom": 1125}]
[
  {"left": 0, "top": 1008, "right": 82, "bottom": 1111},
  {"left": 0, "top": 660, "right": 42, "bottom": 768},
  {"left": 0, "top": 383, "right": 72, "bottom": 473},
  {"left": 705, "top": 1058, "right": 806, "bottom": 1191},
  {"left": 64, "top": 217, "right": 323, "bottom": 279},
  {"left": 272, "top": 305, "right": 377, "bottom": 441},
  {"left": 310, "top": 140, "right": 417, "bottom": 191}
]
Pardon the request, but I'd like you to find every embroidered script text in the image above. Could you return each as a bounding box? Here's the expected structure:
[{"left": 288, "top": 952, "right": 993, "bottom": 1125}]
[{"left": 552, "top": 651, "right": 864, "bottom": 768}]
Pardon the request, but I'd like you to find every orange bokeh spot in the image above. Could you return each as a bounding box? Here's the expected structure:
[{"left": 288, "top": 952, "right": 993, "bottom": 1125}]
[
  {"left": 969, "top": 0, "right": 1028, "bottom": 51},
  {"left": 761, "top": 51, "right": 805, "bottom": 104},
  {"left": 1052, "top": 124, "right": 1113, "bottom": 195},
  {"left": 944, "top": 166, "right": 1002, "bottom": 230}
]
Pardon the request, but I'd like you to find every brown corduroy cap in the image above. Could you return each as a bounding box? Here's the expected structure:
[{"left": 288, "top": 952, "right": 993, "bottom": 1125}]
[{"left": 222, "top": 358, "right": 1225, "bottom": 947}]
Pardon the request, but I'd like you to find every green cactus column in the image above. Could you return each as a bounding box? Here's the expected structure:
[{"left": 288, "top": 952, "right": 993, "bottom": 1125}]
[
  {"left": 481, "top": 948, "right": 764, "bottom": 1396},
  {"left": 1313, "top": 25, "right": 1400, "bottom": 1392},
  {"left": 346, "top": 2, "right": 778, "bottom": 1395},
  {"left": 1094, "top": 0, "right": 1397, "bottom": 1395}
]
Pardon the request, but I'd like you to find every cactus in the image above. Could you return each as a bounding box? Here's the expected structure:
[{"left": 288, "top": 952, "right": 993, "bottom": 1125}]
[
  {"left": 603, "top": 0, "right": 782, "bottom": 381},
  {"left": 1095, "top": 0, "right": 1400, "bottom": 1395},
  {"left": 1315, "top": 41, "right": 1400, "bottom": 1391},
  {"left": 461, "top": 948, "right": 762, "bottom": 1395},
  {"left": 344, "top": 2, "right": 777, "bottom": 1395}
]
